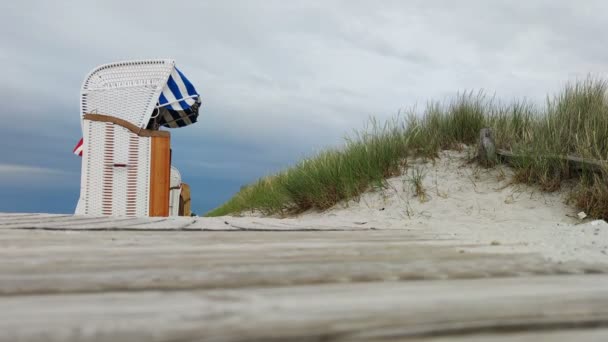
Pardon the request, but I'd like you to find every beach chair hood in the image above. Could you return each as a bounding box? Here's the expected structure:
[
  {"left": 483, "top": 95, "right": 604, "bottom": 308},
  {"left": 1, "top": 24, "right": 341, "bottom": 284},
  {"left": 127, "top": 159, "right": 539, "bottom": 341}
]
[
  {"left": 155, "top": 67, "right": 201, "bottom": 128},
  {"left": 80, "top": 59, "right": 201, "bottom": 130}
]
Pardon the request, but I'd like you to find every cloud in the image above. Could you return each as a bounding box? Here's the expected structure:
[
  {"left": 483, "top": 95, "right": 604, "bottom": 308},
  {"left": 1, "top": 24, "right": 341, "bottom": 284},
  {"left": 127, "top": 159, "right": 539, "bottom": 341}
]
[
  {"left": 0, "top": 164, "right": 65, "bottom": 175},
  {"left": 0, "top": 163, "right": 74, "bottom": 186},
  {"left": 2, "top": 0, "right": 608, "bottom": 213}
]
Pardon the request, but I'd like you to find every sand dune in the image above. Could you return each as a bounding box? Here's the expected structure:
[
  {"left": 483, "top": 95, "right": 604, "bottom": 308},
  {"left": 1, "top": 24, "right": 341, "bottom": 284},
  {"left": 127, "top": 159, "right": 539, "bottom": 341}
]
[{"left": 269, "top": 150, "right": 608, "bottom": 264}]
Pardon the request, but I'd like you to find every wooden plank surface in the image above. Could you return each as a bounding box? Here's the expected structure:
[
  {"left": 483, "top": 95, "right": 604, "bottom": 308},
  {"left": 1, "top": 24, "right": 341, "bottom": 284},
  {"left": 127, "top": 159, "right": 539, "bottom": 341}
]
[
  {"left": 3, "top": 229, "right": 604, "bottom": 296},
  {"left": 1, "top": 213, "right": 608, "bottom": 341},
  {"left": 0, "top": 213, "right": 380, "bottom": 230},
  {"left": 2, "top": 276, "right": 608, "bottom": 341}
]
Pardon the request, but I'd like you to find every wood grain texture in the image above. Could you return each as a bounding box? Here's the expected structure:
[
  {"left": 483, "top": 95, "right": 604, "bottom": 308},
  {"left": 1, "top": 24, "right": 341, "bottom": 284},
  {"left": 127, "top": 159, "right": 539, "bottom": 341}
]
[
  {"left": 1, "top": 276, "right": 608, "bottom": 342},
  {"left": 180, "top": 183, "right": 191, "bottom": 216},
  {"left": 497, "top": 148, "right": 608, "bottom": 173},
  {"left": 149, "top": 135, "right": 171, "bottom": 217},
  {"left": 83, "top": 114, "right": 170, "bottom": 137},
  {"left": 3, "top": 228, "right": 605, "bottom": 297},
  {"left": 1, "top": 213, "right": 608, "bottom": 341},
  {"left": 478, "top": 127, "right": 497, "bottom": 166}
]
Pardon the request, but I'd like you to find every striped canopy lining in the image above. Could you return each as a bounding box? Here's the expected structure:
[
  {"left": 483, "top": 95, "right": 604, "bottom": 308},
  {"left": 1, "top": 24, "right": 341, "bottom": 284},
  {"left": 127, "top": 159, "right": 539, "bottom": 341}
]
[{"left": 152, "top": 67, "right": 200, "bottom": 129}]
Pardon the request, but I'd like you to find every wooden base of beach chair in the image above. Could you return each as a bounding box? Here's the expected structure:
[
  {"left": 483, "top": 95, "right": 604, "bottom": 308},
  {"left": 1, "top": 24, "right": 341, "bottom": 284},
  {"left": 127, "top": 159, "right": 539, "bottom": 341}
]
[
  {"left": 179, "top": 183, "right": 191, "bottom": 216},
  {"left": 149, "top": 135, "right": 171, "bottom": 217}
]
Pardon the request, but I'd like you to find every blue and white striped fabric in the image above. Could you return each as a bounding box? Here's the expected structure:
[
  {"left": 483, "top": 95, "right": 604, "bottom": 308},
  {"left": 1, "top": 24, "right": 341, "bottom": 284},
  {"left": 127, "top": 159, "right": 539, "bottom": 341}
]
[{"left": 156, "top": 67, "right": 201, "bottom": 128}]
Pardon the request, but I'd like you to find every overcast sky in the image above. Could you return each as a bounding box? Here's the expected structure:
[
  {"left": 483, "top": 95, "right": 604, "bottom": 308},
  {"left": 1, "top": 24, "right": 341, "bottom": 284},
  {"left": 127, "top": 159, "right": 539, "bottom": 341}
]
[{"left": 1, "top": 0, "right": 608, "bottom": 214}]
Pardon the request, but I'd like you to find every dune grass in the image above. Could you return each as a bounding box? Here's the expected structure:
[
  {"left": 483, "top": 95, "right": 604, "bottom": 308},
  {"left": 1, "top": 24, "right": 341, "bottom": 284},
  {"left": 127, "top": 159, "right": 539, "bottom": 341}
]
[{"left": 206, "top": 78, "right": 608, "bottom": 219}]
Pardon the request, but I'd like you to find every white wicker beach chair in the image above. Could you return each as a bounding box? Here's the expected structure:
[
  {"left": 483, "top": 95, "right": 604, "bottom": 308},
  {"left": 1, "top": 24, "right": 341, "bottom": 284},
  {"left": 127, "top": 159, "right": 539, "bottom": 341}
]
[
  {"left": 75, "top": 59, "right": 200, "bottom": 217},
  {"left": 169, "top": 166, "right": 182, "bottom": 216}
]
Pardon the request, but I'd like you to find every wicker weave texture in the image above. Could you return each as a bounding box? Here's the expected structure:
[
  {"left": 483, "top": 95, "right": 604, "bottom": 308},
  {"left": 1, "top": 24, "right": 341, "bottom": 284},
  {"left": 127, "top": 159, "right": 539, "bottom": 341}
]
[
  {"left": 77, "top": 121, "right": 151, "bottom": 217},
  {"left": 169, "top": 166, "right": 182, "bottom": 216},
  {"left": 136, "top": 133, "right": 151, "bottom": 216},
  {"left": 81, "top": 59, "right": 175, "bottom": 128},
  {"left": 170, "top": 166, "right": 182, "bottom": 188}
]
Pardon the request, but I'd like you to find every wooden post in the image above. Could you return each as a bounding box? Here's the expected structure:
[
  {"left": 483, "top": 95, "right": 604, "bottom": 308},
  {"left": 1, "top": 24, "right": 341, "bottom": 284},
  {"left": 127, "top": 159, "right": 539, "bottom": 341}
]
[
  {"left": 149, "top": 135, "right": 171, "bottom": 217},
  {"left": 179, "top": 183, "right": 191, "bottom": 216},
  {"left": 478, "top": 128, "right": 497, "bottom": 167}
]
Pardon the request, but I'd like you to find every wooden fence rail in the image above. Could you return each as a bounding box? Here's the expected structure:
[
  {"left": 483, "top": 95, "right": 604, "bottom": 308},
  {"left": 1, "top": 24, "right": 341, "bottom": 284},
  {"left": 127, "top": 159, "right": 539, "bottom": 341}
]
[{"left": 478, "top": 128, "right": 608, "bottom": 174}]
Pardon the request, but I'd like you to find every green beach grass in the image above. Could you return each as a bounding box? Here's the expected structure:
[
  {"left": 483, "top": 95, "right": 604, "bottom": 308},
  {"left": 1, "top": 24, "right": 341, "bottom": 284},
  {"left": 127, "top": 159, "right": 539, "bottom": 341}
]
[{"left": 206, "top": 78, "right": 608, "bottom": 219}]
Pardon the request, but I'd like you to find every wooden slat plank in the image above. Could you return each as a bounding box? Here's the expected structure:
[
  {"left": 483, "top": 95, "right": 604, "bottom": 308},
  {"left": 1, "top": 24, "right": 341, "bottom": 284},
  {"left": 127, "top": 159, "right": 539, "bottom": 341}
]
[
  {"left": 419, "top": 329, "right": 608, "bottom": 342},
  {"left": 186, "top": 217, "right": 378, "bottom": 231},
  {"left": 0, "top": 215, "right": 76, "bottom": 227},
  {"left": 1, "top": 275, "right": 608, "bottom": 341},
  {"left": 0, "top": 229, "right": 604, "bottom": 296},
  {"left": 0, "top": 213, "right": 45, "bottom": 218},
  {"left": 123, "top": 217, "right": 195, "bottom": 229},
  {"left": 0, "top": 216, "right": 129, "bottom": 229},
  {"left": 0, "top": 213, "right": 68, "bottom": 221},
  {"left": 42, "top": 217, "right": 146, "bottom": 229},
  {"left": 0, "top": 215, "right": 194, "bottom": 230},
  {"left": 0, "top": 215, "right": 385, "bottom": 231}
]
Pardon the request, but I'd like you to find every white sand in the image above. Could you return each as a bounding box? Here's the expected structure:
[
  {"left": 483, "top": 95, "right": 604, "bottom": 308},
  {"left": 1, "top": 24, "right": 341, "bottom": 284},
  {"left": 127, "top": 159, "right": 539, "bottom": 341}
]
[{"left": 239, "top": 150, "right": 608, "bottom": 264}]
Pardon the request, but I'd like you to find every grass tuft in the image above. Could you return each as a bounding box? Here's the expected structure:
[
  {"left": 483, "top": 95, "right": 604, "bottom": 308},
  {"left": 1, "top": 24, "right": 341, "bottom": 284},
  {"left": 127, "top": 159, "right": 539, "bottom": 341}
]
[{"left": 407, "top": 167, "right": 427, "bottom": 202}]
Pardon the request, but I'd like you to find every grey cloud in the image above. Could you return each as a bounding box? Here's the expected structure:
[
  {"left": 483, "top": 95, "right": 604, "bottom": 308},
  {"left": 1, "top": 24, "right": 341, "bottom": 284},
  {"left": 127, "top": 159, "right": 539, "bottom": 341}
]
[
  {"left": 0, "top": 164, "right": 75, "bottom": 186},
  {"left": 2, "top": 0, "right": 608, "bottom": 213}
]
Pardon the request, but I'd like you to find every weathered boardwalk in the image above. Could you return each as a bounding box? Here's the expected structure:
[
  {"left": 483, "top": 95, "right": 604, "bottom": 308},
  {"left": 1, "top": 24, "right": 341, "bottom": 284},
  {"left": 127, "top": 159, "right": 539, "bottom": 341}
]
[{"left": 1, "top": 213, "right": 608, "bottom": 341}]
